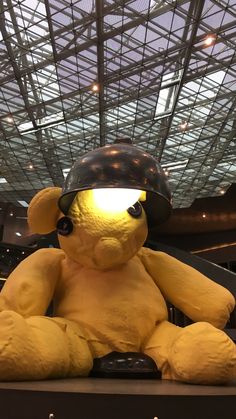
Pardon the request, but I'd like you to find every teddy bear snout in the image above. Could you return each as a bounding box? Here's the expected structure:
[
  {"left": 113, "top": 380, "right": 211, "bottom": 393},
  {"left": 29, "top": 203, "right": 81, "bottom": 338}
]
[{"left": 94, "top": 237, "right": 124, "bottom": 268}]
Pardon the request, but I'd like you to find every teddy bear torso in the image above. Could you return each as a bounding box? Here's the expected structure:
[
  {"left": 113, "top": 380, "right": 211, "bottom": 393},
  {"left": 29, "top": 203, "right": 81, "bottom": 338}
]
[{"left": 53, "top": 253, "right": 168, "bottom": 354}]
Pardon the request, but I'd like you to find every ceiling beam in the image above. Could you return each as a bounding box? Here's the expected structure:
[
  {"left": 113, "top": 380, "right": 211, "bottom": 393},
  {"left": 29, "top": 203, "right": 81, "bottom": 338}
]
[
  {"left": 158, "top": 0, "right": 206, "bottom": 161},
  {"left": 0, "top": 0, "right": 189, "bottom": 85},
  {"left": 95, "top": 0, "right": 105, "bottom": 146}
]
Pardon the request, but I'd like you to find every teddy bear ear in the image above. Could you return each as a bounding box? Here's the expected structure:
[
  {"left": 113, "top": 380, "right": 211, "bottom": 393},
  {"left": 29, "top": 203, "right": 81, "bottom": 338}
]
[{"left": 27, "top": 187, "right": 62, "bottom": 234}]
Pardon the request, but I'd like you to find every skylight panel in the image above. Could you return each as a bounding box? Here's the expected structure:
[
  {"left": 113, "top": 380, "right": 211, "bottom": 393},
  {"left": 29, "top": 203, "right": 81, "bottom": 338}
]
[
  {"left": 18, "top": 111, "right": 65, "bottom": 134},
  {"left": 31, "top": 64, "right": 60, "bottom": 101},
  {"left": 18, "top": 0, "right": 48, "bottom": 36},
  {"left": 205, "top": 70, "right": 225, "bottom": 85},
  {"left": 179, "top": 69, "right": 227, "bottom": 128},
  {"left": 149, "top": 0, "right": 174, "bottom": 12},
  {"left": 18, "top": 121, "right": 34, "bottom": 133},
  {"left": 194, "top": 105, "right": 211, "bottom": 117},
  {"left": 37, "top": 112, "right": 64, "bottom": 128},
  {"left": 155, "top": 70, "right": 183, "bottom": 119},
  {"left": 184, "top": 70, "right": 226, "bottom": 97},
  {"left": 106, "top": 101, "right": 138, "bottom": 122},
  {"left": 184, "top": 81, "right": 200, "bottom": 94},
  {"left": 163, "top": 159, "right": 188, "bottom": 171},
  {"left": 18, "top": 200, "right": 29, "bottom": 207},
  {"left": 156, "top": 88, "right": 173, "bottom": 115}
]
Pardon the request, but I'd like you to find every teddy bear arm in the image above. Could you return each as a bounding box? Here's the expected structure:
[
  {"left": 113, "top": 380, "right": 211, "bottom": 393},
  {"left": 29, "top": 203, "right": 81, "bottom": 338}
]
[
  {"left": 0, "top": 248, "right": 65, "bottom": 317},
  {"left": 139, "top": 247, "right": 235, "bottom": 328}
]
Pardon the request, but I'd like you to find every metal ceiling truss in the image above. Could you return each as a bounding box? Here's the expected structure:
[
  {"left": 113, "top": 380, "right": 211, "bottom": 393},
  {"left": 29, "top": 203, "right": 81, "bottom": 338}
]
[{"left": 0, "top": 0, "right": 235, "bottom": 210}]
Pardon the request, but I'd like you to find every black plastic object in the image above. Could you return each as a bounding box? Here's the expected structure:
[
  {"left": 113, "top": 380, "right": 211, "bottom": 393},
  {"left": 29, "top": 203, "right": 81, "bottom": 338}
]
[
  {"left": 58, "top": 142, "right": 172, "bottom": 226},
  {"left": 127, "top": 202, "right": 143, "bottom": 218},
  {"left": 89, "top": 351, "right": 162, "bottom": 379},
  {"left": 56, "top": 216, "right": 73, "bottom": 236}
]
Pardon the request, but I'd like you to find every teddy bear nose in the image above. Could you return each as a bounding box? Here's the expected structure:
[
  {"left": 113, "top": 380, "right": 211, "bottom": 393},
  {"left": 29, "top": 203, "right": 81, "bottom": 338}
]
[{"left": 94, "top": 237, "right": 123, "bottom": 267}]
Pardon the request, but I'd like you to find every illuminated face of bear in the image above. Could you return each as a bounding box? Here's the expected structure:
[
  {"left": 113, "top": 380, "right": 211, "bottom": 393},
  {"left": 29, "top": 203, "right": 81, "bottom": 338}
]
[{"left": 58, "top": 189, "right": 148, "bottom": 270}]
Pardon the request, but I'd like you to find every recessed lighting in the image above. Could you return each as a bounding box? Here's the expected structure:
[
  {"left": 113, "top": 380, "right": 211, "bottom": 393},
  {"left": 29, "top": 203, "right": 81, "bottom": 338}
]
[
  {"left": 6, "top": 116, "right": 13, "bottom": 123},
  {"left": 62, "top": 168, "right": 70, "bottom": 178},
  {"left": 204, "top": 34, "right": 216, "bottom": 46},
  {"left": 15, "top": 232, "right": 22, "bottom": 237},
  {"left": 6, "top": 249, "right": 9, "bottom": 252},
  {"left": 179, "top": 121, "right": 188, "bottom": 130},
  {"left": 202, "top": 213, "right": 206, "bottom": 219},
  {"left": 9, "top": 211, "right": 14, "bottom": 217},
  {"left": 0, "top": 177, "right": 7, "bottom": 183},
  {"left": 92, "top": 83, "right": 99, "bottom": 92}
]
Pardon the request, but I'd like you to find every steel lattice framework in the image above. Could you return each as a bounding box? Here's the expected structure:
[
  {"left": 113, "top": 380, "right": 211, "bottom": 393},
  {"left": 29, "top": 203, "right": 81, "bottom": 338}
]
[{"left": 0, "top": 0, "right": 235, "bottom": 208}]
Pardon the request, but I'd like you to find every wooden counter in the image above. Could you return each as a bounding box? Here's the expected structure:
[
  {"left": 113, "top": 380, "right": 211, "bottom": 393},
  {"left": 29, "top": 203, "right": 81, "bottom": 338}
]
[{"left": 0, "top": 377, "right": 235, "bottom": 419}]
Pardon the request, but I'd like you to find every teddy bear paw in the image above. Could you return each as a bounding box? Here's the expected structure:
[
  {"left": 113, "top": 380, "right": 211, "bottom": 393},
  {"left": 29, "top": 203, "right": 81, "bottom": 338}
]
[{"left": 169, "top": 322, "right": 236, "bottom": 384}]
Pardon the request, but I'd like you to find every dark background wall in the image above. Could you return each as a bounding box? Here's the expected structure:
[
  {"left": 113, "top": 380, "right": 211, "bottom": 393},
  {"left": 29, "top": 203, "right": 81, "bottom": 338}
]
[
  {"left": 0, "top": 184, "right": 236, "bottom": 267},
  {"left": 149, "top": 183, "right": 236, "bottom": 265}
]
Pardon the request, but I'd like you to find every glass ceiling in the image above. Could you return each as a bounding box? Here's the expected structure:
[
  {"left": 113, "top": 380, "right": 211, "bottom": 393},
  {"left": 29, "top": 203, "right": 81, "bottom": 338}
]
[{"left": 0, "top": 0, "right": 235, "bottom": 208}]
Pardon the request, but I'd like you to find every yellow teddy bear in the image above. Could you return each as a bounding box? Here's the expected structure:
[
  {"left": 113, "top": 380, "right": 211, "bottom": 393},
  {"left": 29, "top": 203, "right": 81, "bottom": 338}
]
[{"left": 0, "top": 141, "right": 235, "bottom": 384}]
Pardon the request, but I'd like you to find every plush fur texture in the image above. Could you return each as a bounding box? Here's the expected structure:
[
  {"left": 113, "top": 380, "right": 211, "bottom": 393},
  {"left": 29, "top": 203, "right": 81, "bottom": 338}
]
[{"left": 0, "top": 186, "right": 235, "bottom": 383}]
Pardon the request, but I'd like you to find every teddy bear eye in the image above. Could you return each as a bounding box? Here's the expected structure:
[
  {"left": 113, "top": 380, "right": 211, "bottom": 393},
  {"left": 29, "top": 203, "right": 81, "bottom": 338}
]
[{"left": 127, "top": 202, "right": 142, "bottom": 218}]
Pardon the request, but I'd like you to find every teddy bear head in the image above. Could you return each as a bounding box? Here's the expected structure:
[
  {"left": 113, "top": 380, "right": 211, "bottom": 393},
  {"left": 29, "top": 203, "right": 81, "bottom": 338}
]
[{"left": 27, "top": 142, "right": 171, "bottom": 270}]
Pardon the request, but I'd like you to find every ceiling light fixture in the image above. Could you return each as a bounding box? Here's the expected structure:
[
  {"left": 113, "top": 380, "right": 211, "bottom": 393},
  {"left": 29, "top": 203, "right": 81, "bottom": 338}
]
[
  {"left": 92, "top": 83, "right": 99, "bottom": 92},
  {"left": 179, "top": 121, "right": 188, "bottom": 130},
  {"left": 204, "top": 34, "right": 216, "bottom": 46}
]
